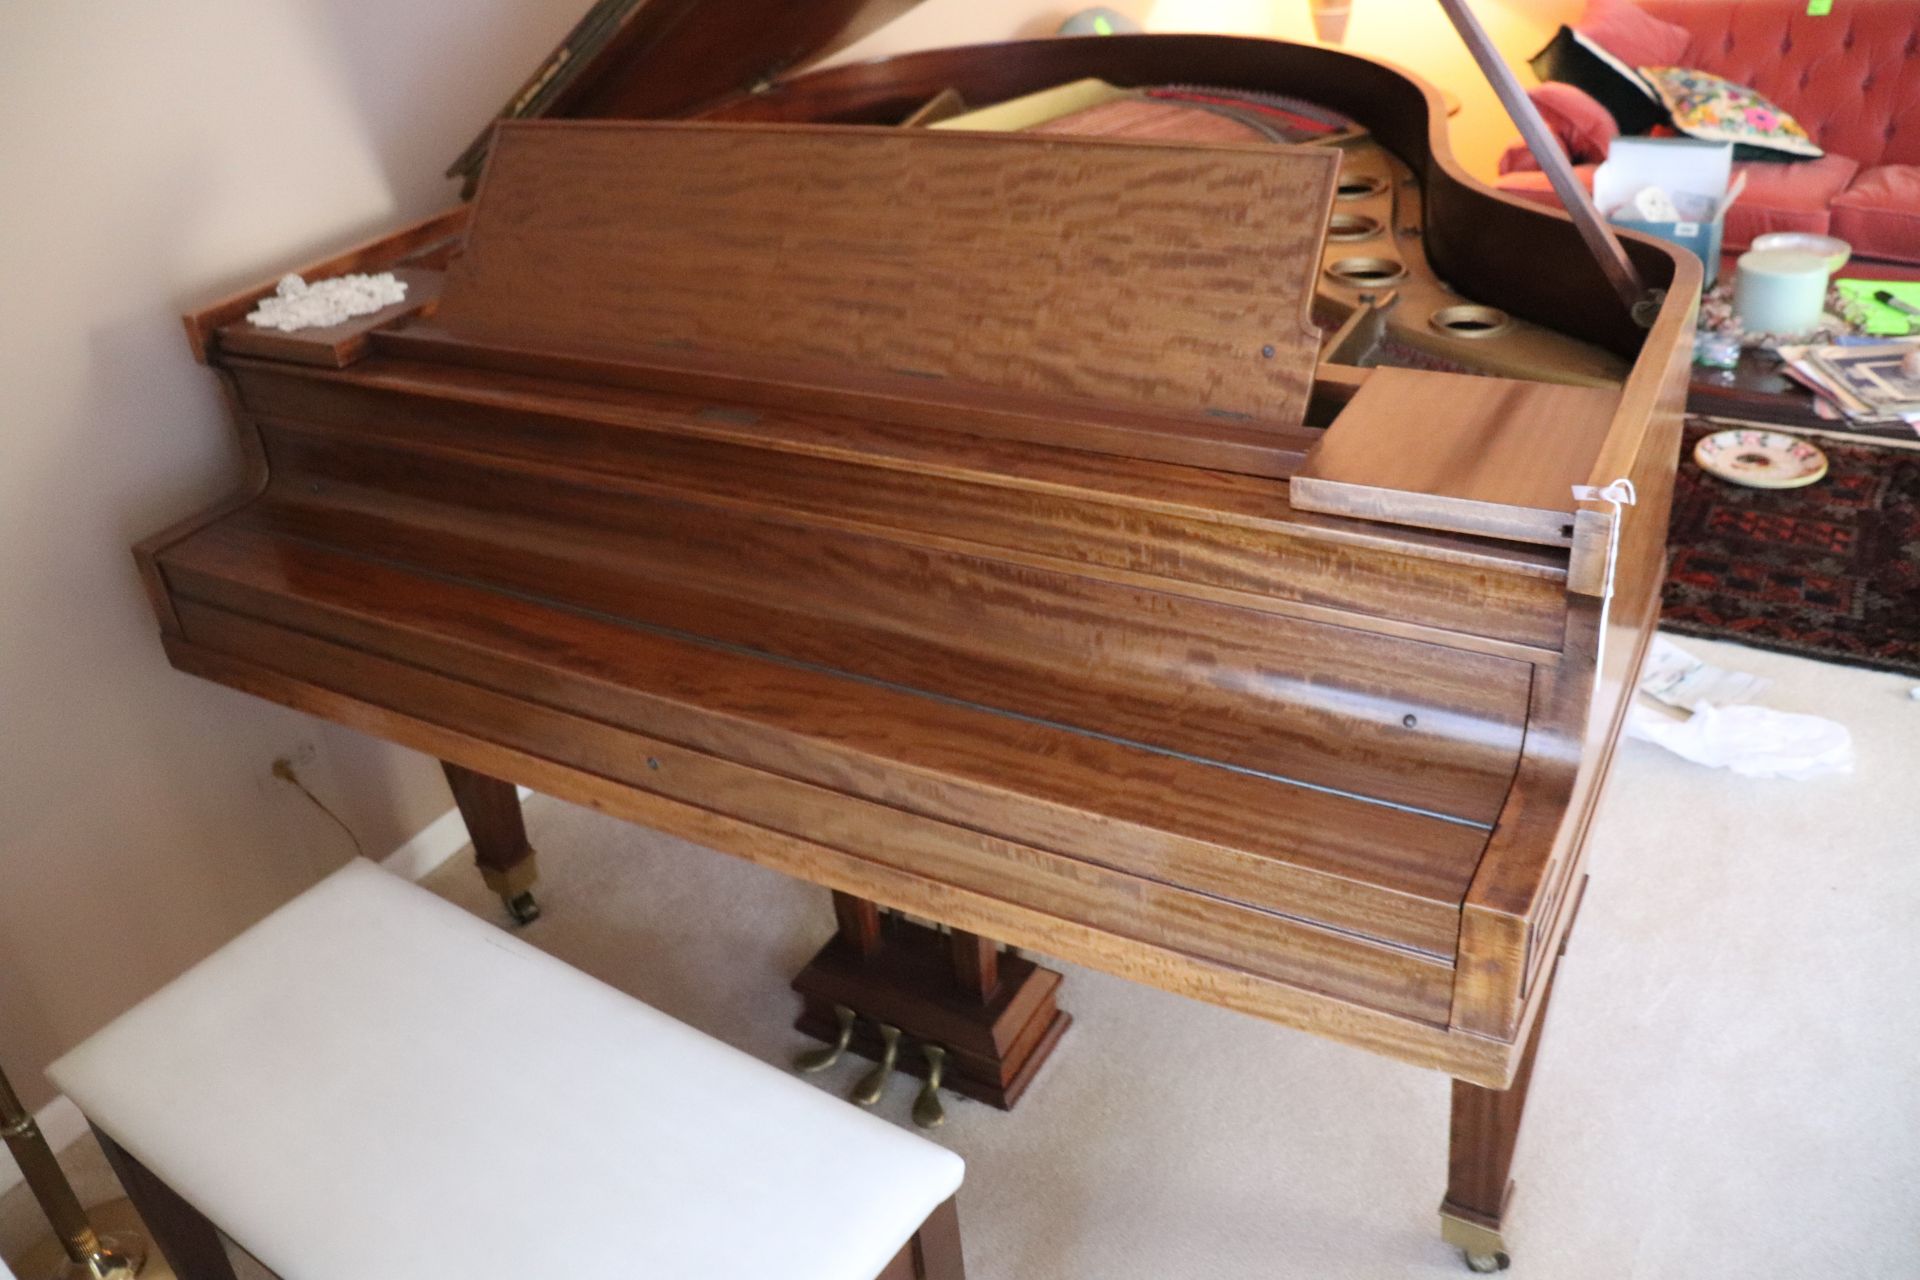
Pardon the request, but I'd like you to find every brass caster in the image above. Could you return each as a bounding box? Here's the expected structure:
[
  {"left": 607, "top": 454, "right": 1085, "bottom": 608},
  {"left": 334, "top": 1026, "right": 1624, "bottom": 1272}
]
[
  {"left": 15, "top": 1199, "right": 167, "bottom": 1280},
  {"left": 1463, "top": 1250, "right": 1511, "bottom": 1273},
  {"left": 911, "top": 1043, "right": 948, "bottom": 1129},
  {"left": 795, "top": 1004, "right": 856, "bottom": 1074},
  {"left": 849, "top": 1023, "right": 901, "bottom": 1106},
  {"left": 504, "top": 890, "right": 541, "bottom": 926}
]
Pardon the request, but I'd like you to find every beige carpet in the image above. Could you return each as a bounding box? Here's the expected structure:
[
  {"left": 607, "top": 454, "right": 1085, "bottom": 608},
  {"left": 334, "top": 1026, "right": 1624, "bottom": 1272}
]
[{"left": 6, "top": 636, "right": 1917, "bottom": 1278}]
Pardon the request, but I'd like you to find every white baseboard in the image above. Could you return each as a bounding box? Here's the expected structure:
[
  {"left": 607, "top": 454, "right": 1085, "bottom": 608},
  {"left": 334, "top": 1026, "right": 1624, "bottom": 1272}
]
[
  {"left": 378, "top": 784, "right": 533, "bottom": 883},
  {"left": 379, "top": 804, "right": 472, "bottom": 882},
  {"left": 1, "top": 786, "right": 539, "bottom": 1192}
]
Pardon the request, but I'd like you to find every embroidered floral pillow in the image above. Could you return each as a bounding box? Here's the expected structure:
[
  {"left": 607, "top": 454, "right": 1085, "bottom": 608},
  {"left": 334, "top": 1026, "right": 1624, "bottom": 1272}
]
[{"left": 1637, "top": 67, "right": 1823, "bottom": 160}]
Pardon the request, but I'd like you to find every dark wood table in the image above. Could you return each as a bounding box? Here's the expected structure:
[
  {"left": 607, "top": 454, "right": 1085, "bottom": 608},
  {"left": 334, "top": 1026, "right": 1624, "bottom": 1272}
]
[
  {"left": 1688, "top": 347, "right": 1915, "bottom": 440},
  {"left": 1688, "top": 348, "right": 1825, "bottom": 427}
]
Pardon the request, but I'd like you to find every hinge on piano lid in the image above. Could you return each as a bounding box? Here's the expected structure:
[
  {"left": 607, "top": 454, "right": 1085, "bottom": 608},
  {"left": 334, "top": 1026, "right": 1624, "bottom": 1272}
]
[
  {"left": 1438, "top": 0, "right": 1667, "bottom": 330},
  {"left": 1630, "top": 289, "right": 1668, "bottom": 330}
]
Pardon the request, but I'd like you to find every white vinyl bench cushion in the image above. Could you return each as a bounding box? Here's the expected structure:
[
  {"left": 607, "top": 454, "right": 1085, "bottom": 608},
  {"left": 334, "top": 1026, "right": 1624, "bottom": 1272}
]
[{"left": 49, "top": 859, "right": 963, "bottom": 1280}]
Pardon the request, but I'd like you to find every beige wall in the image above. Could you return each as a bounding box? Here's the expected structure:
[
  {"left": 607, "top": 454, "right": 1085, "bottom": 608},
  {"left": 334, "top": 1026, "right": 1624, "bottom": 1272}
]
[{"left": 0, "top": 0, "right": 586, "bottom": 1114}]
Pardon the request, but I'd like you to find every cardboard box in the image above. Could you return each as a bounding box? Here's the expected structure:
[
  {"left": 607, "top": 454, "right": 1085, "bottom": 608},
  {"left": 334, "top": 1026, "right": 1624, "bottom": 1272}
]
[{"left": 1594, "top": 138, "right": 1741, "bottom": 286}]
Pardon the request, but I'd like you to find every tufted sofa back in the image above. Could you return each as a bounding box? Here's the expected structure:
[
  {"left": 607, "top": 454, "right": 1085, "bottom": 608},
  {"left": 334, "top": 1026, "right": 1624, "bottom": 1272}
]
[{"left": 1629, "top": 0, "right": 1920, "bottom": 167}]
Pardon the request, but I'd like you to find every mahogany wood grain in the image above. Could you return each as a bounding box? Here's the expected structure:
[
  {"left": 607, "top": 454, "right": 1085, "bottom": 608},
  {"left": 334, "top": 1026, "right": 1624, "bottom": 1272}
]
[
  {"left": 1443, "top": 953, "right": 1560, "bottom": 1240},
  {"left": 170, "top": 599, "right": 1460, "bottom": 1022},
  {"left": 949, "top": 929, "right": 1000, "bottom": 1002},
  {"left": 440, "top": 761, "right": 536, "bottom": 896},
  {"left": 155, "top": 630, "right": 1533, "bottom": 1085},
  {"left": 794, "top": 913, "right": 1068, "bottom": 1108},
  {"left": 93, "top": 1128, "right": 240, "bottom": 1280},
  {"left": 833, "top": 891, "right": 885, "bottom": 959},
  {"left": 160, "top": 518, "right": 1484, "bottom": 957},
  {"left": 475, "top": 0, "right": 928, "bottom": 142},
  {"left": 1291, "top": 369, "right": 1622, "bottom": 546},
  {"left": 1450, "top": 244, "right": 1698, "bottom": 1041},
  {"left": 439, "top": 121, "right": 1334, "bottom": 433},
  {"left": 373, "top": 324, "right": 1320, "bottom": 479},
  {"left": 228, "top": 359, "right": 1573, "bottom": 654},
  {"left": 231, "top": 425, "right": 1534, "bottom": 825},
  {"left": 694, "top": 34, "right": 1682, "bottom": 358}
]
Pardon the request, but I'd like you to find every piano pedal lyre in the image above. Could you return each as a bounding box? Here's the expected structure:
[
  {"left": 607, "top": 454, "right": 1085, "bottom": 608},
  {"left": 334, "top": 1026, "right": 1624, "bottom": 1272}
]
[
  {"left": 792, "top": 1003, "right": 856, "bottom": 1074},
  {"left": 910, "top": 1043, "right": 948, "bottom": 1129},
  {"left": 848, "top": 1023, "right": 902, "bottom": 1106}
]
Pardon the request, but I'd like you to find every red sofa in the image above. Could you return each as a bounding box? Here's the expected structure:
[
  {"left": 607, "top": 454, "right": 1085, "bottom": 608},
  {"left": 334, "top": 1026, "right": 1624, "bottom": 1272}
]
[{"left": 1497, "top": 0, "right": 1920, "bottom": 267}]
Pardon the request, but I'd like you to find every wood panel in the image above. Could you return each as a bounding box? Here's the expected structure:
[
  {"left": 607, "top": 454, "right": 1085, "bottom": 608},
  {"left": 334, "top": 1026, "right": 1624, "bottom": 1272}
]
[
  {"left": 227, "top": 361, "right": 1573, "bottom": 653},
  {"left": 242, "top": 426, "right": 1533, "bottom": 824},
  {"left": 1449, "top": 261, "right": 1698, "bottom": 1041},
  {"left": 157, "top": 632, "right": 1533, "bottom": 1086},
  {"left": 696, "top": 33, "right": 1685, "bottom": 357},
  {"left": 1291, "top": 369, "right": 1622, "bottom": 546},
  {"left": 171, "top": 599, "right": 1459, "bottom": 1023},
  {"left": 438, "top": 121, "right": 1335, "bottom": 431},
  {"left": 373, "top": 324, "right": 1318, "bottom": 478},
  {"left": 160, "top": 517, "right": 1487, "bottom": 956}
]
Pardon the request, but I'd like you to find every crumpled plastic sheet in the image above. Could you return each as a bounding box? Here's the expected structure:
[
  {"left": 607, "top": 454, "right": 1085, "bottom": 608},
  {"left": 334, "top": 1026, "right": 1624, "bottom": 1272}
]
[{"left": 1626, "top": 699, "right": 1854, "bottom": 780}]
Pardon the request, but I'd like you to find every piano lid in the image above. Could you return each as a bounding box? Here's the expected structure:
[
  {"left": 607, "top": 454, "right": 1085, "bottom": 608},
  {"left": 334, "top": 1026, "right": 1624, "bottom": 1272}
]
[{"left": 449, "top": 0, "right": 930, "bottom": 183}]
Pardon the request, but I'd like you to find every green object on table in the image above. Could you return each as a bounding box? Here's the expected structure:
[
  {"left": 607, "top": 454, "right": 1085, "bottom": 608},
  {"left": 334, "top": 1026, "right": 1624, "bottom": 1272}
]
[{"left": 1835, "top": 279, "right": 1920, "bottom": 336}]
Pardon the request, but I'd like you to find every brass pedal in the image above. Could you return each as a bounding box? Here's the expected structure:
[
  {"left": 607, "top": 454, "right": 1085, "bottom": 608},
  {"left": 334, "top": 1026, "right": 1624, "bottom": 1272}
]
[
  {"left": 793, "top": 1003, "right": 856, "bottom": 1075},
  {"left": 912, "top": 1043, "right": 948, "bottom": 1129},
  {"left": 849, "top": 1023, "right": 901, "bottom": 1106}
]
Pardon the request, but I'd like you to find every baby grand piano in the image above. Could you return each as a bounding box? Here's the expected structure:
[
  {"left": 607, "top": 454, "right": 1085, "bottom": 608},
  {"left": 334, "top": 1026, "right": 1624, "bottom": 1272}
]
[{"left": 140, "top": 1, "right": 1700, "bottom": 1271}]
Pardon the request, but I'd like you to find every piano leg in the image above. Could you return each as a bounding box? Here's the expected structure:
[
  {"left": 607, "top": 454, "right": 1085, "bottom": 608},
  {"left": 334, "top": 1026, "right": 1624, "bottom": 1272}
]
[
  {"left": 441, "top": 761, "right": 541, "bottom": 925},
  {"left": 792, "top": 893, "right": 1070, "bottom": 1117},
  {"left": 1439, "top": 957, "right": 1561, "bottom": 1273}
]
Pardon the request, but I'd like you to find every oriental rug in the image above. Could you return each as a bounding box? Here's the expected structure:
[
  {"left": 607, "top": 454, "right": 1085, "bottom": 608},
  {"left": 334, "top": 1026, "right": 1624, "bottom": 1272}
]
[{"left": 1661, "top": 419, "right": 1920, "bottom": 678}]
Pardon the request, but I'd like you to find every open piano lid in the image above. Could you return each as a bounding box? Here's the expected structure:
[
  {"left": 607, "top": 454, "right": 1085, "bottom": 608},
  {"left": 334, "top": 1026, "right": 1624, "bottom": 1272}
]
[{"left": 448, "top": 0, "right": 930, "bottom": 184}]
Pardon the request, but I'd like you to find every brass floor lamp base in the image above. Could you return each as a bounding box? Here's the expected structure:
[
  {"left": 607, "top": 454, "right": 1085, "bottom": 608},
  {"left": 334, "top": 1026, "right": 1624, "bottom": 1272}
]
[{"left": 16, "top": 1198, "right": 174, "bottom": 1280}]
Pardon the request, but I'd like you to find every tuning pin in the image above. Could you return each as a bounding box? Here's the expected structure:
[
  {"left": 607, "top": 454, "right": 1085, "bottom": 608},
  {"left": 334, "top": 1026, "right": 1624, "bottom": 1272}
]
[
  {"left": 849, "top": 1023, "right": 902, "bottom": 1106},
  {"left": 912, "top": 1043, "right": 948, "bottom": 1129},
  {"left": 794, "top": 1004, "right": 857, "bottom": 1074}
]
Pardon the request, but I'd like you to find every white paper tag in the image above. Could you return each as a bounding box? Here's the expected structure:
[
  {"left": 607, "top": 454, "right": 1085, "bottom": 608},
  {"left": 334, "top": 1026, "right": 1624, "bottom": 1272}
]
[
  {"left": 1638, "top": 635, "right": 1769, "bottom": 709},
  {"left": 1674, "top": 221, "right": 1701, "bottom": 237}
]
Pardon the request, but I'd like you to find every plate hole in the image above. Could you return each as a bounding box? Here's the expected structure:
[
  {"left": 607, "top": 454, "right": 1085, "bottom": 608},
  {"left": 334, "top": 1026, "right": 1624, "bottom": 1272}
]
[
  {"left": 1327, "top": 212, "right": 1382, "bottom": 242},
  {"left": 1324, "top": 256, "right": 1407, "bottom": 286},
  {"left": 1428, "top": 305, "right": 1511, "bottom": 338},
  {"left": 1336, "top": 175, "right": 1389, "bottom": 200},
  {"left": 1736, "top": 452, "right": 1773, "bottom": 467}
]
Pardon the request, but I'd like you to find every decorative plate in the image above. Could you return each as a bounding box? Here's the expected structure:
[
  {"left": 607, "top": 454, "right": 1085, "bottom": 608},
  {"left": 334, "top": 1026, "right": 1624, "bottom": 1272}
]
[{"left": 1693, "top": 429, "right": 1828, "bottom": 489}]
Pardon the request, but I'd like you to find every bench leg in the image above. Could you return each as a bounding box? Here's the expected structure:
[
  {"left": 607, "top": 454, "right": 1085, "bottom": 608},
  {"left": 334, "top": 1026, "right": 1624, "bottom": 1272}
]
[
  {"left": 94, "top": 1126, "right": 239, "bottom": 1280},
  {"left": 912, "top": 1196, "right": 966, "bottom": 1280},
  {"left": 441, "top": 761, "right": 541, "bottom": 925},
  {"left": 878, "top": 1196, "right": 966, "bottom": 1280}
]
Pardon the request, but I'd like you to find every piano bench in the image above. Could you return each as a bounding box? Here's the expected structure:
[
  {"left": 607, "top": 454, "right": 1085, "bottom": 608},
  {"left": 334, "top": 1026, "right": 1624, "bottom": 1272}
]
[{"left": 47, "top": 859, "right": 966, "bottom": 1280}]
